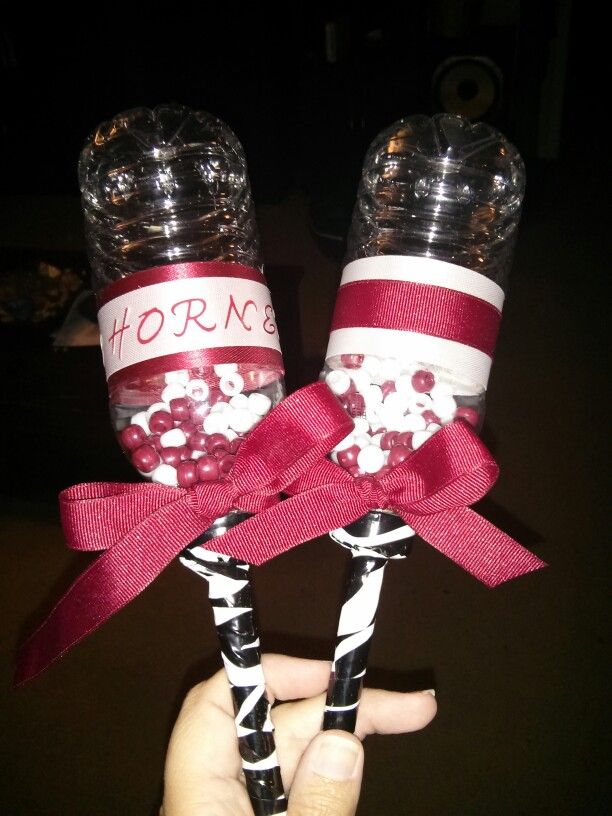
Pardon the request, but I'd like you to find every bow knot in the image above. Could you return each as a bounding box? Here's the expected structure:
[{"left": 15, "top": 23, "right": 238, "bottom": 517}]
[{"left": 353, "top": 476, "right": 389, "bottom": 510}]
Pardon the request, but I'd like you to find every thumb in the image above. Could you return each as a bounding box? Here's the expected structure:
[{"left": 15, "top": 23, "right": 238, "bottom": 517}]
[{"left": 288, "top": 730, "right": 364, "bottom": 816}]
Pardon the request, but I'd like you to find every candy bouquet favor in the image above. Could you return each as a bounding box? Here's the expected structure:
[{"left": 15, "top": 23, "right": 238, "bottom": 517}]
[
  {"left": 16, "top": 105, "right": 307, "bottom": 816},
  {"left": 319, "top": 114, "right": 543, "bottom": 729}
]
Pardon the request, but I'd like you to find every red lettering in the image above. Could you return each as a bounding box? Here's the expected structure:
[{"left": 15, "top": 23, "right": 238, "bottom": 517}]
[
  {"left": 224, "top": 295, "right": 256, "bottom": 331},
  {"left": 263, "top": 304, "right": 277, "bottom": 335},
  {"left": 137, "top": 308, "right": 165, "bottom": 344},
  {"left": 108, "top": 307, "right": 131, "bottom": 358},
  {"left": 172, "top": 298, "right": 216, "bottom": 336}
]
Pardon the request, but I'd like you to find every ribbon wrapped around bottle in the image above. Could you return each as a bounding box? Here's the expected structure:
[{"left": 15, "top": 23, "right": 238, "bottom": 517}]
[{"left": 14, "top": 382, "right": 546, "bottom": 686}]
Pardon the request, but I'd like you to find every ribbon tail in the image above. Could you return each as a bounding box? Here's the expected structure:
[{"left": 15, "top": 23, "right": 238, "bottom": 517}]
[
  {"left": 206, "top": 486, "right": 370, "bottom": 565},
  {"left": 15, "top": 500, "right": 217, "bottom": 686},
  {"left": 403, "top": 507, "right": 547, "bottom": 588}
]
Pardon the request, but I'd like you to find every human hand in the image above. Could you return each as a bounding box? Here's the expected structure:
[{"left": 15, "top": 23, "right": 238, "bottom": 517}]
[{"left": 161, "top": 654, "right": 437, "bottom": 816}]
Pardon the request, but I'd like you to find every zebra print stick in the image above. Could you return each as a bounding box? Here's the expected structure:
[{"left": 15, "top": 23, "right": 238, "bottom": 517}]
[
  {"left": 180, "top": 512, "right": 287, "bottom": 816},
  {"left": 323, "top": 510, "right": 414, "bottom": 733}
]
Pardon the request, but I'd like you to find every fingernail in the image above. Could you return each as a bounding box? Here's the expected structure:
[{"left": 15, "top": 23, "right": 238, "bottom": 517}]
[
  {"left": 422, "top": 689, "right": 436, "bottom": 697},
  {"left": 311, "top": 733, "right": 360, "bottom": 780}
]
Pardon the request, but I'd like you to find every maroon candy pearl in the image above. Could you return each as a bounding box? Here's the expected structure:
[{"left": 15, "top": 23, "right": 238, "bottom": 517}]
[
  {"left": 337, "top": 445, "right": 360, "bottom": 469},
  {"left": 422, "top": 410, "right": 440, "bottom": 425},
  {"left": 387, "top": 444, "right": 411, "bottom": 467},
  {"left": 177, "top": 460, "right": 199, "bottom": 488},
  {"left": 396, "top": 431, "right": 414, "bottom": 448},
  {"left": 197, "top": 455, "right": 220, "bottom": 481},
  {"left": 229, "top": 437, "right": 243, "bottom": 454},
  {"left": 341, "top": 354, "right": 364, "bottom": 369},
  {"left": 131, "top": 444, "right": 160, "bottom": 473},
  {"left": 218, "top": 454, "right": 236, "bottom": 474},
  {"left": 411, "top": 369, "right": 435, "bottom": 393},
  {"left": 151, "top": 435, "right": 164, "bottom": 451},
  {"left": 207, "top": 433, "right": 230, "bottom": 455},
  {"left": 169, "top": 397, "right": 190, "bottom": 422},
  {"left": 119, "top": 424, "right": 146, "bottom": 451},
  {"left": 348, "top": 465, "right": 364, "bottom": 477},
  {"left": 381, "top": 380, "right": 397, "bottom": 400},
  {"left": 454, "top": 406, "right": 479, "bottom": 427},
  {"left": 160, "top": 447, "right": 182, "bottom": 467},
  {"left": 208, "top": 387, "right": 225, "bottom": 405},
  {"left": 344, "top": 393, "right": 366, "bottom": 417},
  {"left": 179, "top": 421, "right": 197, "bottom": 439},
  {"left": 188, "top": 431, "right": 209, "bottom": 452},
  {"left": 148, "top": 410, "right": 174, "bottom": 434},
  {"left": 380, "top": 431, "right": 399, "bottom": 450},
  {"left": 177, "top": 445, "right": 192, "bottom": 461}
]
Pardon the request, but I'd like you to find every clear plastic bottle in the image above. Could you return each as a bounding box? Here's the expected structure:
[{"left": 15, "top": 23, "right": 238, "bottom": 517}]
[
  {"left": 323, "top": 114, "right": 525, "bottom": 476},
  {"left": 79, "top": 105, "right": 284, "bottom": 486}
]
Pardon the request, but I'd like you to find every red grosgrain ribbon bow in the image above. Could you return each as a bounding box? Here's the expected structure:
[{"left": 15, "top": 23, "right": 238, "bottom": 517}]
[
  {"left": 15, "top": 382, "right": 353, "bottom": 685},
  {"left": 219, "top": 420, "right": 546, "bottom": 589}
]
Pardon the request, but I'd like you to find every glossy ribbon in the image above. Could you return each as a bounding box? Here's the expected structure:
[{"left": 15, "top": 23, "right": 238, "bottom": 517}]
[
  {"left": 15, "top": 390, "right": 546, "bottom": 685},
  {"left": 15, "top": 383, "right": 352, "bottom": 685}
]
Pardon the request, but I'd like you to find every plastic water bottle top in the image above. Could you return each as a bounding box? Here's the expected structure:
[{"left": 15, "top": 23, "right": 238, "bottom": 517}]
[
  {"left": 79, "top": 104, "right": 260, "bottom": 291},
  {"left": 346, "top": 113, "right": 526, "bottom": 288}
]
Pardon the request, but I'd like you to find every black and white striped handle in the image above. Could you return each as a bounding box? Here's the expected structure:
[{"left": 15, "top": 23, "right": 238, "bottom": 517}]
[
  {"left": 180, "top": 517, "right": 287, "bottom": 815},
  {"left": 324, "top": 511, "right": 414, "bottom": 733}
]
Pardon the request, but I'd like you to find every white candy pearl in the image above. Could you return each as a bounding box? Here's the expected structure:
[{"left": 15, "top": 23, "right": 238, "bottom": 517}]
[
  {"left": 354, "top": 435, "right": 371, "bottom": 449},
  {"left": 365, "top": 407, "right": 381, "bottom": 428},
  {"left": 185, "top": 379, "right": 210, "bottom": 401},
  {"left": 398, "top": 413, "right": 427, "bottom": 432},
  {"left": 412, "top": 430, "right": 433, "bottom": 449},
  {"left": 364, "top": 384, "right": 383, "bottom": 405},
  {"left": 225, "top": 429, "right": 238, "bottom": 441},
  {"left": 229, "top": 393, "right": 249, "bottom": 410},
  {"left": 146, "top": 402, "right": 169, "bottom": 420},
  {"left": 191, "top": 450, "right": 205, "bottom": 459},
  {"left": 362, "top": 355, "right": 381, "bottom": 377},
  {"left": 214, "top": 363, "right": 238, "bottom": 375},
  {"left": 160, "top": 428, "right": 187, "bottom": 447},
  {"left": 350, "top": 368, "right": 371, "bottom": 393},
  {"left": 370, "top": 433, "right": 383, "bottom": 447},
  {"left": 357, "top": 444, "right": 385, "bottom": 474},
  {"left": 431, "top": 395, "right": 457, "bottom": 421},
  {"left": 407, "top": 394, "right": 433, "bottom": 414},
  {"left": 333, "top": 433, "right": 355, "bottom": 452},
  {"left": 325, "top": 369, "right": 351, "bottom": 396},
  {"left": 161, "top": 383, "right": 186, "bottom": 403},
  {"left": 427, "top": 423, "right": 442, "bottom": 433},
  {"left": 130, "top": 411, "right": 150, "bottom": 434},
  {"left": 211, "top": 401, "right": 230, "bottom": 413},
  {"left": 395, "top": 374, "right": 416, "bottom": 396},
  {"left": 353, "top": 416, "right": 370, "bottom": 435},
  {"left": 229, "top": 409, "right": 257, "bottom": 434},
  {"left": 219, "top": 373, "right": 245, "bottom": 396},
  {"left": 430, "top": 382, "right": 454, "bottom": 400},
  {"left": 248, "top": 392, "right": 272, "bottom": 416},
  {"left": 376, "top": 404, "right": 403, "bottom": 431},
  {"left": 204, "top": 413, "right": 230, "bottom": 434},
  {"left": 151, "top": 464, "right": 178, "bottom": 486},
  {"left": 384, "top": 392, "right": 409, "bottom": 413},
  {"left": 380, "top": 358, "right": 401, "bottom": 381},
  {"left": 164, "top": 370, "right": 190, "bottom": 386}
]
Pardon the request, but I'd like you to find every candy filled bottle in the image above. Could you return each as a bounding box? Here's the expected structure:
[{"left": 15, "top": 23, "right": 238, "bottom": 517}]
[
  {"left": 79, "top": 105, "right": 287, "bottom": 814},
  {"left": 80, "top": 104, "right": 284, "bottom": 487},
  {"left": 321, "top": 114, "right": 526, "bottom": 732},
  {"left": 324, "top": 113, "right": 525, "bottom": 477}
]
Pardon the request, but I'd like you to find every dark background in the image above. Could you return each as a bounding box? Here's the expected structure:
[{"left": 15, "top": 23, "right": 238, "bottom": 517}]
[{"left": 1, "top": 4, "right": 609, "bottom": 815}]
